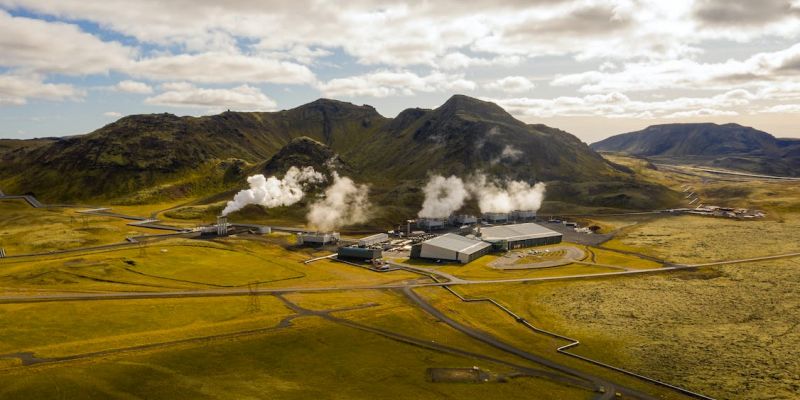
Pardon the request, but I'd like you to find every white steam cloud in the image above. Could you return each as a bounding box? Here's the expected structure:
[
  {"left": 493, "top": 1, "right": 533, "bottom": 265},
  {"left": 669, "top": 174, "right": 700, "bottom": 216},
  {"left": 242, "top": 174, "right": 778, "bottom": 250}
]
[
  {"left": 468, "top": 173, "right": 546, "bottom": 213},
  {"left": 306, "top": 172, "right": 370, "bottom": 231},
  {"left": 418, "top": 175, "right": 470, "bottom": 218},
  {"left": 418, "top": 173, "right": 546, "bottom": 217},
  {"left": 222, "top": 166, "right": 324, "bottom": 216}
]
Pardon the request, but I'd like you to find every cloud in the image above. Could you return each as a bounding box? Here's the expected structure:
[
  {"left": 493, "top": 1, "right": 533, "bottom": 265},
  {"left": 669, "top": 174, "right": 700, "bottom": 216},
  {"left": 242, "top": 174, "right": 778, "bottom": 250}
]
[
  {"left": 103, "top": 111, "right": 122, "bottom": 117},
  {"left": 114, "top": 80, "right": 153, "bottom": 94},
  {"left": 144, "top": 83, "right": 277, "bottom": 111},
  {"left": 317, "top": 70, "right": 476, "bottom": 98},
  {"left": 552, "top": 42, "right": 800, "bottom": 93},
  {"left": 0, "top": 10, "right": 133, "bottom": 76},
  {"left": 693, "top": 0, "right": 800, "bottom": 27},
  {"left": 0, "top": 74, "right": 84, "bottom": 105},
  {"left": 437, "top": 52, "right": 522, "bottom": 70},
  {"left": 486, "top": 89, "right": 757, "bottom": 120},
  {"left": 485, "top": 76, "right": 536, "bottom": 93},
  {"left": 761, "top": 104, "right": 800, "bottom": 113},
  {"left": 130, "top": 52, "right": 315, "bottom": 84}
]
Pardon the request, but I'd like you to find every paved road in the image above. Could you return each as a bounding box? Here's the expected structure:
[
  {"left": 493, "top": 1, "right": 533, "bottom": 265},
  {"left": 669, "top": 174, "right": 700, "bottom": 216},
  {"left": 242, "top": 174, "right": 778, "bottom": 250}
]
[{"left": 654, "top": 164, "right": 800, "bottom": 181}]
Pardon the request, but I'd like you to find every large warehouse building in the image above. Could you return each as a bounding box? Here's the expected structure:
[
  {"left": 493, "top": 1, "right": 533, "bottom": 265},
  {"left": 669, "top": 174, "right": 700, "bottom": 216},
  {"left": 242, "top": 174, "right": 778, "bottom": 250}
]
[
  {"left": 480, "top": 223, "right": 562, "bottom": 250},
  {"left": 411, "top": 233, "right": 492, "bottom": 264}
]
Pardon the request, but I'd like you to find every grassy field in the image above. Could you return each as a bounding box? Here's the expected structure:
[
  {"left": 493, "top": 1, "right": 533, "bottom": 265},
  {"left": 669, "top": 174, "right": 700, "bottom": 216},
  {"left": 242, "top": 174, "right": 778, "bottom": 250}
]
[
  {"left": 0, "top": 236, "right": 422, "bottom": 294},
  {"left": 0, "top": 200, "right": 166, "bottom": 255},
  {"left": 603, "top": 213, "right": 800, "bottom": 263},
  {"left": 0, "top": 296, "right": 292, "bottom": 360},
  {"left": 0, "top": 302, "right": 594, "bottom": 400},
  {"left": 457, "top": 257, "right": 800, "bottom": 400}
]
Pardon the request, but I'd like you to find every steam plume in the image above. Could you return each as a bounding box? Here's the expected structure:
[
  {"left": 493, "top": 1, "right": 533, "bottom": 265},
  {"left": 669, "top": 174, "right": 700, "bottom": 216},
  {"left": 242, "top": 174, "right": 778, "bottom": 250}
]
[
  {"left": 222, "top": 166, "right": 324, "bottom": 216},
  {"left": 306, "top": 172, "right": 370, "bottom": 231},
  {"left": 468, "top": 173, "right": 546, "bottom": 213},
  {"left": 418, "top": 175, "right": 470, "bottom": 218}
]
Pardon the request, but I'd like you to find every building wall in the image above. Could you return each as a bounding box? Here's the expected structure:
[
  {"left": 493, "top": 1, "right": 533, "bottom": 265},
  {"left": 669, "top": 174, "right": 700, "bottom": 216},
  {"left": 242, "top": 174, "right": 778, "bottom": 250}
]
[
  {"left": 419, "top": 243, "right": 459, "bottom": 261},
  {"left": 458, "top": 245, "right": 492, "bottom": 263},
  {"left": 506, "top": 235, "right": 562, "bottom": 249}
]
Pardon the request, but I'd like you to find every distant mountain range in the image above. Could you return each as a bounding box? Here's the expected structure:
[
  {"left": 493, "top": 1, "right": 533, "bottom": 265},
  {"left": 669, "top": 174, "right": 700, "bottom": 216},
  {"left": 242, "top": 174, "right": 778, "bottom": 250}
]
[
  {"left": 592, "top": 123, "right": 800, "bottom": 177},
  {"left": 0, "top": 95, "right": 680, "bottom": 220}
]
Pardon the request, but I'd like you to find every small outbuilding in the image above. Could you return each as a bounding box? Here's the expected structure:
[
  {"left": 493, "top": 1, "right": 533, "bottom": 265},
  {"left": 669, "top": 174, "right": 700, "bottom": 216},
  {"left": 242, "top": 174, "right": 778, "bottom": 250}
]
[{"left": 338, "top": 247, "right": 382, "bottom": 260}]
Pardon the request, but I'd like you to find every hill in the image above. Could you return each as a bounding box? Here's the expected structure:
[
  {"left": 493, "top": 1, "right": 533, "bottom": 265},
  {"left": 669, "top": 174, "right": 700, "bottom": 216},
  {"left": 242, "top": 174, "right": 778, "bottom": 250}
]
[
  {"left": 592, "top": 123, "right": 800, "bottom": 177},
  {"left": 0, "top": 95, "right": 681, "bottom": 220}
]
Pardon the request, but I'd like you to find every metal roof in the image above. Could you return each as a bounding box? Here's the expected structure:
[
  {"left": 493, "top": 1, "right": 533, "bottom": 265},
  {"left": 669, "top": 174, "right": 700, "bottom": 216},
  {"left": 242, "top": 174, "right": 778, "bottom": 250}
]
[
  {"left": 422, "top": 233, "right": 491, "bottom": 255},
  {"left": 480, "top": 223, "right": 561, "bottom": 242}
]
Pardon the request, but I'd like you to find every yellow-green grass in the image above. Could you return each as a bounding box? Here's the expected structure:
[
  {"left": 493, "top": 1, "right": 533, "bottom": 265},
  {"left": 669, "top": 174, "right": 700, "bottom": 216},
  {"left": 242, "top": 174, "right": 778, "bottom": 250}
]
[
  {"left": 603, "top": 213, "right": 800, "bottom": 263},
  {"left": 0, "top": 200, "right": 167, "bottom": 255},
  {"left": 586, "top": 247, "right": 662, "bottom": 270},
  {"left": 0, "top": 296, "right": 292, "bottom": 359},
  {"left": 0, "top": 238, "right": 421, "bottom": 293},
  {"left": 297, "top": 289, "right": 593, "bottom": 379},
  {"left": 413, "top": 285, "right": 694, "bottom": 400},
  {"left": 457, "top": 258, "right": 800, "bottom": 400},
  {"left": 0, "top": 315, "right": 593, "bottom": 400}
]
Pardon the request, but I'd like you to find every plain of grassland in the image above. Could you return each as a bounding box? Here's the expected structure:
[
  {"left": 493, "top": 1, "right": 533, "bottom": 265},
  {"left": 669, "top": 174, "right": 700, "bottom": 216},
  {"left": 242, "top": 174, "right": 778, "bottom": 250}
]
[
  {"left": 0, "top": 310, "right": 594, "bottom": 400},
  {"left": 0, "top": 296, "right": 292, "bottom": 361},
  {"left": 0, "top": 237, "right": 421, "bottom": 294},
  {"left": 411, "top": 286, "right": 691, "bottom": 400},
  {"left": 456, "top": 257, "right": 800, "bottom": 400},
  {"left": 602, "top": 213, "right": 800, "bottom": 263},
  {"left": 0, "top": 200, "right": 167, "bottom": 255}
]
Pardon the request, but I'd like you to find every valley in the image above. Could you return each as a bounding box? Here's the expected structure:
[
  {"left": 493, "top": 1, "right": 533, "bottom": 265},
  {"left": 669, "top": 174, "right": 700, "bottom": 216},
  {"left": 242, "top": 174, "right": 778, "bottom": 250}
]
[{"left": 1, "top": 150, "right": 798, "bottom": 400}]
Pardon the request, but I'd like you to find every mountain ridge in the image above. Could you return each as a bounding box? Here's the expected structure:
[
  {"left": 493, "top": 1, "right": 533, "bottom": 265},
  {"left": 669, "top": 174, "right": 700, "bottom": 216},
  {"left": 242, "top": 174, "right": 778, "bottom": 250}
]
[
  {"left": 592, "top": 122, "right": 800, "bottom": 177},
  {"left": 0, "top": 95, "right": 680, "bottom": 215}
]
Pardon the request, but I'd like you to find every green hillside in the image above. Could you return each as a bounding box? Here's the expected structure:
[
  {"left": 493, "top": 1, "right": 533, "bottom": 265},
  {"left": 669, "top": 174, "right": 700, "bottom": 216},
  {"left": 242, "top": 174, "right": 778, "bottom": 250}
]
[{"left": 0, "top": 95, "right": 681, "bottom": 220}]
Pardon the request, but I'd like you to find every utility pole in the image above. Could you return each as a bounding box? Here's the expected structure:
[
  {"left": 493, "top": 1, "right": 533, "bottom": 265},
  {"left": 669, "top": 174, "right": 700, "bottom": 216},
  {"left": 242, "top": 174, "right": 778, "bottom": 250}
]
[{"left": 247, "top": 282, "right": 261, "bottom": 313}]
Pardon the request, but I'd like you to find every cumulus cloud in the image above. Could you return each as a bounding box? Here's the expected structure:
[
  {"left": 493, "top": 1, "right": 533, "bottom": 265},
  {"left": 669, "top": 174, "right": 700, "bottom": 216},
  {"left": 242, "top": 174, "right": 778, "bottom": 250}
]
[
  {"left": 693, "top": 0, "right": 800, "bottom": 27},
  {"left": 317, "top": 70, "right": 476, "bottom": 98},
  {"left": 0, "top": 74, "right": 83, "bottom": 105},
  {"left": 486, "top": 89, "right": 757, "bottom": 120},
  {"left": 144, "top": 83, "right": 278, "bottom": 111},
  {"left": 103, "top": 111, "right": 122, "bottom": 117},
  {"left": 114, "top": 80, "right": 153, "bottom": 94},
  {"left": 485, "top": 76, "right": 536, "bottom": 93},
  {"left": 552, "top": 43, "right": 800, "bottom": 93},
  {"left": 130, "top": 53, "right": 315, "bottom": 84},
  {"left": 0, "top": 10, "right": 133, "bottom": 75}
]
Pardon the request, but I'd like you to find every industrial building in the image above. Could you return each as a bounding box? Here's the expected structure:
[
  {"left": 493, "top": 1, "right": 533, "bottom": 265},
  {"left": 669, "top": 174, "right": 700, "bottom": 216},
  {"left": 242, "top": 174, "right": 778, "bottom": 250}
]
[
  {"left": 479, "top": 223, "right": 562, "bottom": 250},
  {"left": 411, "top": 233, "right": 492, "bottom": 264},
  {"left": 338, "top": 246, "right": 382, "bottom": 261},
  {"left": 511, "top": 210, "right": 536, "bottom": 221},
  {"left": 298, "top": 232, "right": 340, "bottom": 246},
  {"left": 417, "top": 218, "right": 445, "bottom": 230},
  {"left": 216, "top": 215, "right": 229, "bottom": 236},
  {"left": 358, "top": 233, "right": 389, "bottom": 247},
  {"left": 482, "top": 212, "right": 509, "bottom": 224},
  {"left": 450, "top": 214, "right": 478, "bottom": 225}
]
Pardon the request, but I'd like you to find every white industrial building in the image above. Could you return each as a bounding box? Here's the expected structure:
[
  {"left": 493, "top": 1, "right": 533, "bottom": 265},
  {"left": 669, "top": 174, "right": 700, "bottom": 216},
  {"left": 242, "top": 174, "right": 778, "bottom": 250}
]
[
  {"left": 479, "top": 223, "right": 561, "bottom": 250},
  {"left": 482, "top": 212, "right": 509, "bottom": 224},
  {"left": 298, "top": 232, "right": 340, "bottom": 246},
  {"left": 411, "top": 233, "right": 492, "bottom": 264},
  {"left": 358, "top": 233, "right": 389, "bottom": 247},
  {"left": 449, "top": 214, "right": 478, "bottom": 225},
  {"left": 417, "top": 218, "right": 445, "bottom": 230},
  {"left": 511, "top": 210, "right": 537, "bottom": 221}
]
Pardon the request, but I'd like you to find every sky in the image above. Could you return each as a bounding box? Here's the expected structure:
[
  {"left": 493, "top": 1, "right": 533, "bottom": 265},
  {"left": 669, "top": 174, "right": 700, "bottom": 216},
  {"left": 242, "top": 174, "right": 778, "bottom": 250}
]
[{"left": 2, "top": 0, "right": 800, "bottom": 144}]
